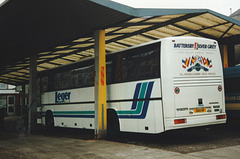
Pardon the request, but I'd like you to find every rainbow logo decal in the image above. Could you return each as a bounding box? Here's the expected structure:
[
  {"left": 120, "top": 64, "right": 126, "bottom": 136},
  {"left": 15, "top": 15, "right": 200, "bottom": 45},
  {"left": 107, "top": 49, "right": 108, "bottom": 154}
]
[{"left": 182, "top": 55, "right": 212, "bottom": 72}]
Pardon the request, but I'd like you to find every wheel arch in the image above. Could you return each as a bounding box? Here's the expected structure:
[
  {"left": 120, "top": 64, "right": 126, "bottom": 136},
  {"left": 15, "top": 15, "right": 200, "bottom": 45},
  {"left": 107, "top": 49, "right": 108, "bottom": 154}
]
[
  {"left": 44, "top": 109, "right": 55, "bottom": 127},
  {"left": 107, "top": 108, "right": 120, "bottom": 137}
]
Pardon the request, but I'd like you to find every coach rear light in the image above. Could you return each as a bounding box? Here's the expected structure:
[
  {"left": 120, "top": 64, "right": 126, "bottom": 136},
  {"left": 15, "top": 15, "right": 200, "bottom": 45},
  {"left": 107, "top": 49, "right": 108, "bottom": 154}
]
[
  {"left": 216, "top": 114, "right": 226, "bottom": 120},
  {"left": 174, "top": 119, "right": 186, "bottom": 124}
]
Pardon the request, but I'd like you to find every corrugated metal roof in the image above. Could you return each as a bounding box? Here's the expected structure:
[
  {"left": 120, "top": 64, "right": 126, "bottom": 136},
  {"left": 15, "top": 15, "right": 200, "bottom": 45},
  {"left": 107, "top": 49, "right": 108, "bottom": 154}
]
[
  {"left": 230, "top": 9, "right": 240, "bottom": 17},
  {"left": 0, "top": 0, "right": 240, "bottom": 85}
]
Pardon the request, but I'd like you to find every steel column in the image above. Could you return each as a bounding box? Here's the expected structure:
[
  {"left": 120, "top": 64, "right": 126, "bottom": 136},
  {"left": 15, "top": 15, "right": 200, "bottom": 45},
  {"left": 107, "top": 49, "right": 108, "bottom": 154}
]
[
  {"left": 223, "top": 45, "right": 228, "bottom": 68},
  {"left": 94, "top": 30, "right": 107, "bottom": 139},
  {"left": 28, "top": 54, "right": 38, "bottom": 133}
]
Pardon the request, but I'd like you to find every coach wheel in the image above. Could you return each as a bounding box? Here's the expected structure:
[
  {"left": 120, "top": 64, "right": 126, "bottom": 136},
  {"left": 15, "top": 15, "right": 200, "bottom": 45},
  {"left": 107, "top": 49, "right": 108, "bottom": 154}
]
[
  {"left": 45, "top": 111, "right": 54, "bottom": 130},
  {"left": 107, "top": 109, "right": 120, "bottom": 138}
]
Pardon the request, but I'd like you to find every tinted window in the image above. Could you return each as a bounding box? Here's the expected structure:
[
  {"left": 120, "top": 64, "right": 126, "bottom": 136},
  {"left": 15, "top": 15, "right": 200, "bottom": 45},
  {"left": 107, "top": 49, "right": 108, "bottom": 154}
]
[
  {"left": 54, "top": 71, "right": 74, "bottom": 90},
  {"left": 106, "top": 60, "right": 113, "bottom": 84},
  {"left": 73, "top": 65, "right": 94, "bottom": 88},
  {"left": 41, "top": 76, "right": 48, "bottom": 92},
  {"left": 40, "top": 43, "right": 160, "bottom": 91},
  {"left": 118, "top": 43, "right": 160, "bottom": 83},
  {"left": 40, "top": 59, "right": 95, "bottom": 92}
]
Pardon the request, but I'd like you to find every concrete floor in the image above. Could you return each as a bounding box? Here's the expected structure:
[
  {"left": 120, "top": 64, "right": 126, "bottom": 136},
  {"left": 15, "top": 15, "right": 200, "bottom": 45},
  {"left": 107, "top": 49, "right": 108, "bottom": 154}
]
[
  {"left": 0, "top": 132, "right": 240, "bottom": 159},
  {"left": 0, "top": 116, "right": 240, "bottom": 159}
]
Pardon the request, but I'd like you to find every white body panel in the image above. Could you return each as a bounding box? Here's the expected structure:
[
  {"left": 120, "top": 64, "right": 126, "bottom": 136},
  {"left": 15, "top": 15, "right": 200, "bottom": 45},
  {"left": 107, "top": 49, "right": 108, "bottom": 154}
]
[
  {"left": 41, "top": 78, "right": 164, "bottom": 133},
  {"left": 161, "top": 37, "right": 226, "bottom": 130},
  {"left": 39, "top": 36, "right": 226, "bottom": 134}
]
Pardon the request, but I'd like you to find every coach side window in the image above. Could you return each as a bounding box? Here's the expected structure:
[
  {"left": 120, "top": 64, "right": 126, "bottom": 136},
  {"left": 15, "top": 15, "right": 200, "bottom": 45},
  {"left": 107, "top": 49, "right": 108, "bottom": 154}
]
[
  {"left": 106, "top": 54, "right": 117, "bottom": 84},
  {"left": 41, "top": 76, "right": 48, "bottom": 92},
  {"left": 73, "top": 65, "right": 94, "bottom": 88},
  {"left": 120, "top": 43, "right": 160, "bottom": 83},
  {"left": 55, "top": 71, "right": 73, "bottom": 90}
]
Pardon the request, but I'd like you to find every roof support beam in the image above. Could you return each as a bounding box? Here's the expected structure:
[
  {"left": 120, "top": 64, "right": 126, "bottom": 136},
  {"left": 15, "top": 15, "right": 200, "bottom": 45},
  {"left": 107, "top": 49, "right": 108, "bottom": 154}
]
[
  {"left": 174, "top": 21, "right": 231, "bottom": 39},
  {"left": 140, "top": 33, "right": 159, "bottom": 40},
  {"left": 219, "top": 24, "right": 234, "bottom": 39},
  {"left": 60, "top": 57, "right": 76, "bottom": 63},
  {"left": 115, "top": 41, "right": 132, "bottom": 47},
  {"left": 37, "top": 65, "right": 49, "bottom": 70},
  {"left": 173, "top": 24, "right": 216, "bottom": 39},
  {"left": 0, "top": 46, "right": 94, "bottom": 77},
  {"left": 105, "top": 12, "right": 206, "bottom": 45},
  {"left": 46, "top": 61, "right": 61, "bottom": 66}
]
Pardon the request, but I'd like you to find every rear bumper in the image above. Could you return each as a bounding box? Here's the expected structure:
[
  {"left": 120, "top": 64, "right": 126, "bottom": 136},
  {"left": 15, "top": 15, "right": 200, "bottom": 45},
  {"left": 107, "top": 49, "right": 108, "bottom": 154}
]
[{"left": 164, "top": 113, "right": 226, "bottom": 131}]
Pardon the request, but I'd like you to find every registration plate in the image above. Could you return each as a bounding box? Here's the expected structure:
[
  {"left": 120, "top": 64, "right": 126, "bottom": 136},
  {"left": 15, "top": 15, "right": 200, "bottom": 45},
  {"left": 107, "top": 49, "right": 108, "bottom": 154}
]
[{"left": 194, "top": 108, "right": 206, "bottom": 113}]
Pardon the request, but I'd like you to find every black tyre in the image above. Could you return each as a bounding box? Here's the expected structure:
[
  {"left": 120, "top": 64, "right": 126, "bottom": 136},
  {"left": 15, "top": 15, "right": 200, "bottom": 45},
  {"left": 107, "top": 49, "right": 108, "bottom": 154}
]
[
  {"left": 107, "top": 109, "right": 120, "bottom": 138},
  {"left": 45, "top": 111, "right": 54, "bottom": 130}
]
